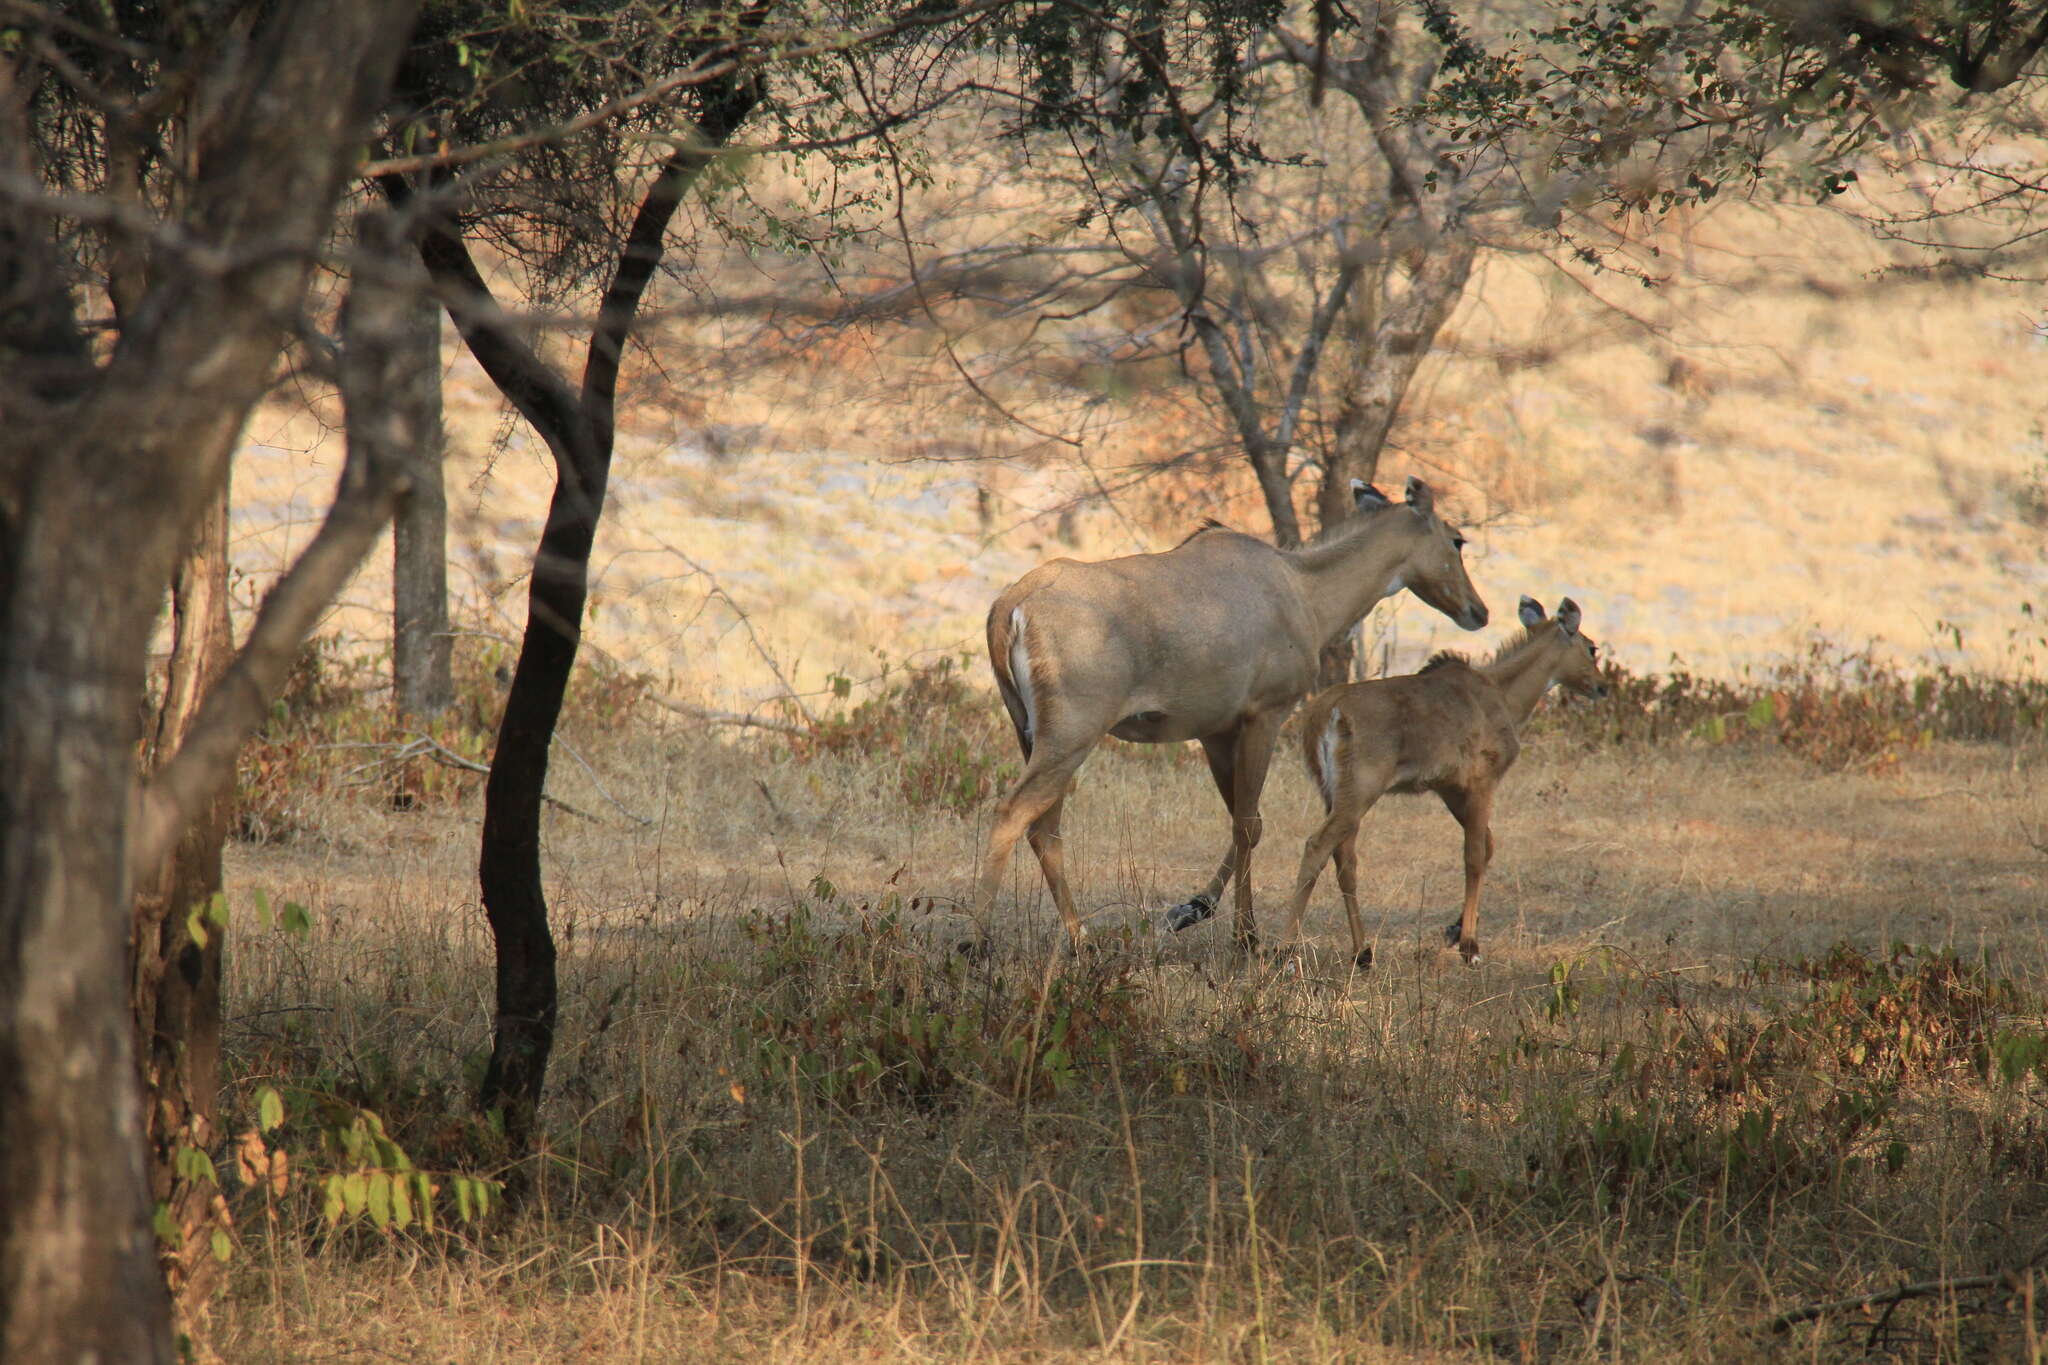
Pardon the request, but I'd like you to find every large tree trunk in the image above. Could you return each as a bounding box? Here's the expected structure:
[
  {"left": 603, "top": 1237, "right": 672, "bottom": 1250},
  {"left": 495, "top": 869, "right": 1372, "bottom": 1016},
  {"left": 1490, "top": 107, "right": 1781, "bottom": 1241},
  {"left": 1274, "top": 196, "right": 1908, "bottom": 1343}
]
[
  {"left": 0, "top": 7, "right": 418, "bottom": 1358},
  {"left": 1313, "top": 240, "right": 1478, "bottom": 688},
  {"left": 132, "top": 481, "right": 236, "bottom": 1329},
  {"left": 393, "top": 287, "right": 453, "bottom": 719},
  {"left": 1, "top": 471, "right": 182, "bottom": 1365}
]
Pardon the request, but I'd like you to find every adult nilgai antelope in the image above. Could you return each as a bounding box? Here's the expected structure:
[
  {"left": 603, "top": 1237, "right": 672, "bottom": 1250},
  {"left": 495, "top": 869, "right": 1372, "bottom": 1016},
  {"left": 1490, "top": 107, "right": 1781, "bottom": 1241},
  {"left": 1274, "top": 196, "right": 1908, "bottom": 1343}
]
[
  {"left": 973, "top": 477, "right": 1488, "bottom": 953},
  {"left": 1275, "top": 595, "right": 1608, "bottom": 968}
]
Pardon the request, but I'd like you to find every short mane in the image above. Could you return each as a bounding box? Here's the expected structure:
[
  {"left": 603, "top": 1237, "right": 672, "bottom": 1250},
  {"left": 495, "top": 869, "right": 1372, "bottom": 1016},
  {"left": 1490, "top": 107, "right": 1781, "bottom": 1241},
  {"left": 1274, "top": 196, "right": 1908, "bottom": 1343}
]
[
  {"left": 1418, "top": 623, "right": 1549, "bottom": 677},
  {"left": 1480, "top": 623, "right": 1552, "bottom": 670},
  {"left": 1176, "top": 517, "right": 1231, "bottom": 548}
]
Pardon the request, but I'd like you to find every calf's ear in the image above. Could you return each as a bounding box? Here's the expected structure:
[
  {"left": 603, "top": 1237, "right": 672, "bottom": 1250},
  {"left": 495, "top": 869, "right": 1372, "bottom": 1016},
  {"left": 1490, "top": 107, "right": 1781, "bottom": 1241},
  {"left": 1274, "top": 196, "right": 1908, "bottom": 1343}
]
[
  {"left": 1518, "top": 596, "right": 1546, "bottom": 628},
  {"left": 1404, "top": 475, "right": 1434, "bottom": 517},
  {"left": 1352, "top": 480, "right": 1392, "bottom": 511},
  {"left": 1555, "top": 598, "right": 1582, "bottom": 635}
]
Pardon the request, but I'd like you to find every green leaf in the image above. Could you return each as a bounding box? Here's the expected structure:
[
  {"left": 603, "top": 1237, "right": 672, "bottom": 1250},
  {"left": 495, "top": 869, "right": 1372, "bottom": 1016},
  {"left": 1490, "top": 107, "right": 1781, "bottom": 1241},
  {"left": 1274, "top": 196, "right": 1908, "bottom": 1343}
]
[
  {"left": 413, "top": 1173, "right": 436, "bottom": 1231},
  {"left": 210, "top": 1228, "right": 233, "bottom": 1263},
  {"left": 252, "top": 888, "right": 272, "bottom": 930},
  {"left": 280, "top": 902, "right": 312, "bottom": 937},
  {"left": 322, "top": 1175, "right": 346, "bottom": 1227},
  {"left": 455, "top": 1176, "right": 474, "bottom": 1224},
  {"left": 205, "top": 891, "right": 230, "bottom": 929},
  {"left": 1746, "top": 695, "right": 1776, "bottom": 728},
  {"left": 175, "top": 1145, "right": 219, "bottom": 1186},
  {"left": 342, "top": 1172, "right": 369, "bottom": 1218},
  {"left": 256, "top": 1086, "right": 286, "bottom": 1133},
  {"left": 367, "top": 1172, "right": 393, "bottom": 1230},
  {"left": 152, "top": 1201, "right": 180, "bottom": 1245},
  {"left": 185, "top": 902, "right": 208, "bottom": 950}
]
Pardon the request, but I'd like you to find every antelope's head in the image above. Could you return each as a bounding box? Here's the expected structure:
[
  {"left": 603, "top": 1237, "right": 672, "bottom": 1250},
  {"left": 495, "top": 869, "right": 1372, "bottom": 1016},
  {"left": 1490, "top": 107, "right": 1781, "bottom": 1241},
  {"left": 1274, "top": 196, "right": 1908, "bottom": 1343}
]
[
  {"left": 1518, "top": 595, "right": 1608, "bottom": 700},
  {"left": 1357, "top": 476, "right": 1487, "bottom": 631}
]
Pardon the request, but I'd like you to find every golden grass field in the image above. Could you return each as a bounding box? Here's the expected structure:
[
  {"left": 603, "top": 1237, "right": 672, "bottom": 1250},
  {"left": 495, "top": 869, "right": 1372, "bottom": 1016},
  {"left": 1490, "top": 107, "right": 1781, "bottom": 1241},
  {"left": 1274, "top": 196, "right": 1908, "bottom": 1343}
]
[{"left": 197, "top": 181, "right": 2048, "bottom": 1361}]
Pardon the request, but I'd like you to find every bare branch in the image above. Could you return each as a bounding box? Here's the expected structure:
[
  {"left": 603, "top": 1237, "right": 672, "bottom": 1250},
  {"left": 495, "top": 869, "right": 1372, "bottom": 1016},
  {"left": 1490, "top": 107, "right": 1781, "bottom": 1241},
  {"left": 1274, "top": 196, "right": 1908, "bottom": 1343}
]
[{"left": 128, "top": 217, "right": 423, "bottom": 878}]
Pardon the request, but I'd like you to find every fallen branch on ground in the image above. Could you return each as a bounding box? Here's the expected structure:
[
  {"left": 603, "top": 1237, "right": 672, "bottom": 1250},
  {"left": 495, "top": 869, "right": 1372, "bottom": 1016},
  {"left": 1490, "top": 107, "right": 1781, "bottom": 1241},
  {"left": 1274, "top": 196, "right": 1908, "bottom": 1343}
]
[{"left": 1770, "top": 1271, "right": 2021, "bottom": 1333}]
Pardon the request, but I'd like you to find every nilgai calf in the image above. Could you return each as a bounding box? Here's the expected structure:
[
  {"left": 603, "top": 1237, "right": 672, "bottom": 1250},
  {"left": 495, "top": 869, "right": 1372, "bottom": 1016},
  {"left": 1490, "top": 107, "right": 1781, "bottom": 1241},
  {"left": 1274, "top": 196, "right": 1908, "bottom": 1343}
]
[
  {"left": 1276, "top": 595, "right": 1608, "bottom": 967},
  {"left": 972, "top": 477, "right": 1488, "bottom": 954}
]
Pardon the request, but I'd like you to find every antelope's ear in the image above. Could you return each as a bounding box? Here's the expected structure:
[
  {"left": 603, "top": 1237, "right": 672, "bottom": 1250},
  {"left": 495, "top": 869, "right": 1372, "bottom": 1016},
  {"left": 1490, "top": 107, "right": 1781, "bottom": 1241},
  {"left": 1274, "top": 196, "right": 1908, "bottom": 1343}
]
[
  {"left": 1556, "top": 598, "right": 1582, "bottom": 635},
  {"left": 1404, "top": 476, "right": 1434, "bottom": 516},
  {"left": 1352, "top": 480, "right": 1392, "bottom": 511},
  {"left": 1517, "top": 596, "right": 1546, "bottom": 628}
]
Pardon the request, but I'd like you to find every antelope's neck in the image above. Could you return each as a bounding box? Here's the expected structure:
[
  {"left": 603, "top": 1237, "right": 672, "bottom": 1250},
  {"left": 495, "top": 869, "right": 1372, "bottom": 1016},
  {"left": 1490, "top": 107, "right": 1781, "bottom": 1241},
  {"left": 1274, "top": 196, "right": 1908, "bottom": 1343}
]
[
  {"left": 1482, "top": 642, "right": 1561, "bottom": 729},
  {"left": 1292, "top": 523, "right": 1415, "bottom": 645}
]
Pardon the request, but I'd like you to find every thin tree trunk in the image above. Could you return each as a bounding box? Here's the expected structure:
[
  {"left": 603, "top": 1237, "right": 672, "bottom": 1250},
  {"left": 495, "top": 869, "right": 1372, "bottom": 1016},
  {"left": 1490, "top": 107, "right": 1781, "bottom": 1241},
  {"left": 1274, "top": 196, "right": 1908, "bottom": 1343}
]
[
  {"left": 413, "top": 67, "right": 765, "bottom": 1166},
  {"left": 132, "top": 479, "right": 235, "bottom": 1329},
  {"left": 393, "top": 287, "right": 453, "bottom": 718}
]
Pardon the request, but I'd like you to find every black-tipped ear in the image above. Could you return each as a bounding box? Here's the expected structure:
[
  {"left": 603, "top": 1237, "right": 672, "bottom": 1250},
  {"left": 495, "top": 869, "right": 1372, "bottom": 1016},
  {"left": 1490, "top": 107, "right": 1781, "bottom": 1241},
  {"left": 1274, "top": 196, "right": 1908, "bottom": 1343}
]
[
  {"left": 1556, "top": 598, "right": 1582, "bottom": 635},
  {"left": 1352, "top": 480, "right": 1391, "bottom": 511},
  {"left": 1518, "top": 596, "right": 1546, "bottom": 628},
  {"left": 1405, "top": 475, "right": 1434, "bottom": 516}
]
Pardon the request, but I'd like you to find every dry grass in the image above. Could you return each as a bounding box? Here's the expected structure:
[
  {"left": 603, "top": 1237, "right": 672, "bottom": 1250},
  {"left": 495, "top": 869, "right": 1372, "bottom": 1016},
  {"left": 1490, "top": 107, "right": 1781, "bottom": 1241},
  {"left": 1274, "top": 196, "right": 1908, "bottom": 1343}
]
[
  {"left": 201, "top": 657, "right": 2048, "bottom": 1361},
  {"left": 193, "top": 137, "right": 2048, "bottom": 1362}
]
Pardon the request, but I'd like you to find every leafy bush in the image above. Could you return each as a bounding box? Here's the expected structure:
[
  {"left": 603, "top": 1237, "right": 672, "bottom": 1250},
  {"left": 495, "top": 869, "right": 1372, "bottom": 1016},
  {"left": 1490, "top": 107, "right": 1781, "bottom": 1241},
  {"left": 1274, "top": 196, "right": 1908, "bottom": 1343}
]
[
  {"left": 232, "top": 632, "right": 652, "bottom": 840},
  {"left": 786, "top": 655, "right": 1020, "bottom": 816},
  {"left": 1540, "top": 633, "right": 2047, "bottom": 769}
]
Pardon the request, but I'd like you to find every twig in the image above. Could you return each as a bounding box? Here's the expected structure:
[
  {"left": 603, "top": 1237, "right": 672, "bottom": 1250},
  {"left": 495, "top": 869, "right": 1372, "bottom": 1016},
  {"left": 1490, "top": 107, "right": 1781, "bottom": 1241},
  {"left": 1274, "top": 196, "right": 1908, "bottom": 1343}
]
[
  {"left": 1770, "top": 1272, "right": 2016, "bottom": 1332},
  {"left": 651, "top": 693, "right": 810, "bottom": 738},
  {"left": 552, "top": 734, "right": 654, "bottom": 826},
  {"left": 654, "top": 540, "right": 818, "bottom": 725},
  {"left": 409, "top": 736, "right": 606, "bottom": 825}
]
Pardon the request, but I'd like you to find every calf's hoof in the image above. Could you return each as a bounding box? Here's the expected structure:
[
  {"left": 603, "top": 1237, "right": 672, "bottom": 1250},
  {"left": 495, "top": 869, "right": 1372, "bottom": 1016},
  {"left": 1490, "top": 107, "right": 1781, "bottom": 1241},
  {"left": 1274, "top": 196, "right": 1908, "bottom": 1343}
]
[
  {"left": 1161, "top": 893, "right": 1218, "bottom": 934},
  {"left": 1353, "top": 946, "right": 1374, "bottom": 971}
]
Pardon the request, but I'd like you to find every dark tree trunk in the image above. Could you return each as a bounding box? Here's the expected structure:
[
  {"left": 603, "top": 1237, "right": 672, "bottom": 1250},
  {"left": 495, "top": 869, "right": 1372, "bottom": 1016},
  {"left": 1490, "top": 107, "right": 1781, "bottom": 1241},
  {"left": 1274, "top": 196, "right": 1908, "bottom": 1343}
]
[
  {"left": 132, "top": 480, "right": 235, "bottom": 1327},
  {"left": 393, "top": 287, "right": 453, "bottom": 718},
  {"left": 413, "top": 68, "right": 765, "bottom": 1165}
]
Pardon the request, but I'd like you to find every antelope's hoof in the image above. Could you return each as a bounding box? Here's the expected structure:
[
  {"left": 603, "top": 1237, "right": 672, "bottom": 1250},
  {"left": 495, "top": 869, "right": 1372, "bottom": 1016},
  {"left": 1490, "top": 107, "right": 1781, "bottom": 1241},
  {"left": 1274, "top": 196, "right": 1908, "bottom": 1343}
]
[
  {"left": 1161, "top": 893, "right": 1218, "bottom": 934},
  {"left": 1442, "top": 920, "right": 1462, "bottom": 948},
  {"left": 1458, "top": 940, "right": 1482, "bottom": 967},
  {"left": 1353, "top": 946, "right": 1374, "bottom": 971}
]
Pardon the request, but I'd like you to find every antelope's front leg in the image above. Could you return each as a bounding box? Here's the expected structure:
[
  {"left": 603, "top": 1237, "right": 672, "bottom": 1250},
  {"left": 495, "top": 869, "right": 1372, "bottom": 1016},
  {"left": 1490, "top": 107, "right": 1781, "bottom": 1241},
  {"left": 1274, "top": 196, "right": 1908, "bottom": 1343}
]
[
  {"left": 1226, "top": 712, "right": 1286, "bottom": 958},
  {"left": 1442, "top": 788, "right": 1494, "bottom": 965},
  {"left": 1163, "top": 735, "right": 1242, "bottom": 933}
]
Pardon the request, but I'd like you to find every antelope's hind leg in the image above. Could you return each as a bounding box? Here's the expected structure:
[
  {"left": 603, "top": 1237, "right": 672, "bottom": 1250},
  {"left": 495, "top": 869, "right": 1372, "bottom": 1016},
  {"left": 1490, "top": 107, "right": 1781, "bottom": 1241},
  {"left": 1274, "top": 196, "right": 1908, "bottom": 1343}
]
[
  {"left": 972, "top": 745, "right": 1091, "bottom": 951},
  {"left": 1026, "top": 791, "right": 1087, "bottom": 947},
  {"left": 1334, "top": 830, "right": 1370, "bottom": 970}
]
